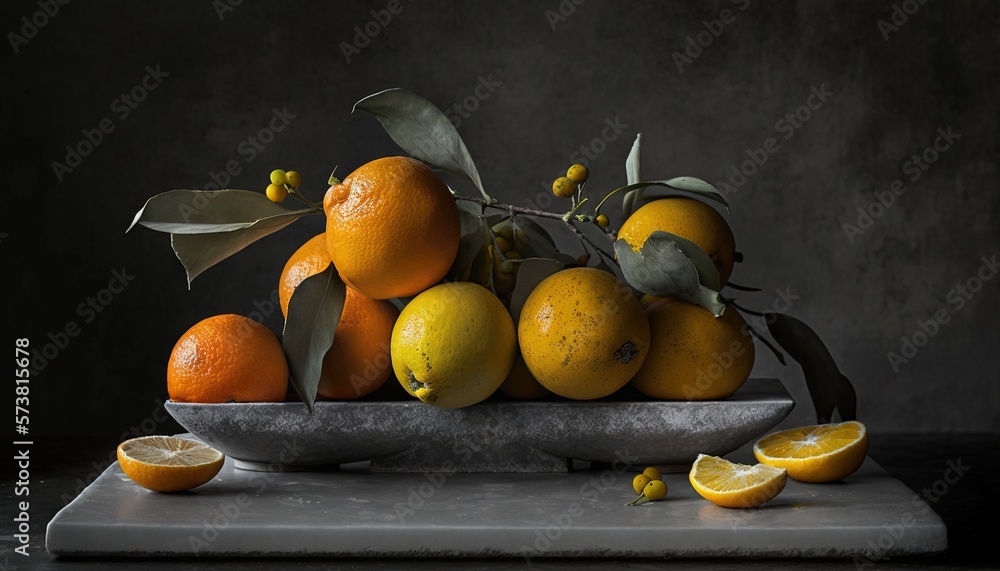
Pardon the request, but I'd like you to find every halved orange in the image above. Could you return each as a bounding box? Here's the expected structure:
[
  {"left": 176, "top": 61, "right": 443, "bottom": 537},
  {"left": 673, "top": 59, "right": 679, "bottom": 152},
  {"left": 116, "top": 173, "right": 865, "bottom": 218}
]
[
  {"left": 753, "top": 420, "right": 868, "bottom": 483},
  {"left": 117, "top": 436, "right": 224, "bottom": 492},
  {"left": 689, "top": 454, "right": 787, "bottom": 508}
]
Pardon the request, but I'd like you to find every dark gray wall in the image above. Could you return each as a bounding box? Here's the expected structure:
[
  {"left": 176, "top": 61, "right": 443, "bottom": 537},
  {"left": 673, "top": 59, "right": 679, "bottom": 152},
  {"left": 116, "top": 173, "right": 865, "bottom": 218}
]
[{"left": 4, "top": 0, "right": 997, "bottom": 437}]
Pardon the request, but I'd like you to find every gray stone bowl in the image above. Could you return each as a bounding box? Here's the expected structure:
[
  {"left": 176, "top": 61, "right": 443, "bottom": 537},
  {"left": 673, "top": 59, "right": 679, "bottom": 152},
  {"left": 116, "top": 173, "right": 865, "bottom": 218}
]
[{"left": 165, "top": 378, "right": 793, "bottom": 473}]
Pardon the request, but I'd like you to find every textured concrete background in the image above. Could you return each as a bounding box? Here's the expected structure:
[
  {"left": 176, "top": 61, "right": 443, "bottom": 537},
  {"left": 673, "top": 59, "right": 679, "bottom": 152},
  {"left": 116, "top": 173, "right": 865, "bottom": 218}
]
[{"left": 3, "top": 0, "right": 997, "bottom": 436}]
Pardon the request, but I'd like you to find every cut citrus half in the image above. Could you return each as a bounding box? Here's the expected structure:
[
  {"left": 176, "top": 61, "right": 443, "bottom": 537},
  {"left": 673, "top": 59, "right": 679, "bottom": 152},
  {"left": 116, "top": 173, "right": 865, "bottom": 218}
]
[
  {"left": 117, "top": 436, "right": 225, "bottom": 492},
  {"left": 689, "top": 454, "right": 787, "bottom": 508},
  {"left": 753, "top": 420, "right": 868, "bottom": 483}
]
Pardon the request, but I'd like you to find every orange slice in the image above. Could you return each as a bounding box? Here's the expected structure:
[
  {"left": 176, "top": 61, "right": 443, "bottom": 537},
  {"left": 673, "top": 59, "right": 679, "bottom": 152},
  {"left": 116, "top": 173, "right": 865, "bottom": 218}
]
[
  {"left": 117, "top": 436, "right": 224, "bottom": 492},
  {"left": 689, "top": 454, "right": 787, "bottom": 508},
  {"left": 753, "top": 420, "right": 868, "bottom": 483}
]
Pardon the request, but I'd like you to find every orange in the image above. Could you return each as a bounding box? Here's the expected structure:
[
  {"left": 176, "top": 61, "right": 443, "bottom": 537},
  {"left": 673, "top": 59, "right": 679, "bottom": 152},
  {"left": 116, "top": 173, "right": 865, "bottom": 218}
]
[
  {"left": 618, "top": 197, "right": 736, "bottom": 283},
  {"left": 518, "top": 268, "right": 650, "bottom": 400},
  {"left": 689, "top": 454, "right": 787, "bottom": 508},
  {"left": 117, "top": 436, "right": 224, "bottom": 492},
  {"left": 324, "top": 156, "right": 460, "bottom": 300},
  {"left": 631, "top": 299, "right": 754, "bottom": 400},
  {"left": 753, "top": 421, "right": 869, "bottom": 483},
  {"left": 278, "top": 234, "right": 399, "bottom": 399},
  {"left": 167, "top": 314, "right": 288, "bottom": 403}
]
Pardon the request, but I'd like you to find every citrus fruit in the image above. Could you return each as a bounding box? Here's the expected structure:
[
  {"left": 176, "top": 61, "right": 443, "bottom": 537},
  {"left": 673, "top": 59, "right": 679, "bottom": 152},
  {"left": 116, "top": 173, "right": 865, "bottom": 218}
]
[
  {"left": 167, "top": 314, "right": 288, "bottom": 403},
  {"left": 391, "top": 282, "right": 516, "bottom": 408},
  {"left": 117, "top": 436, "right": 224, "bottom": 492},
  {"left": 689, "top": 454, "right": 787, "bottom": 508},
  {"left": 278, "top": 234, "right": 398, "bottom": 399},
  {"left": 618, "top": 197, "right": 736, "bottom": 283},
  {"left": 753, "top": 420, "right": 869, "bottom": 483},
  {"left": 498, "top": 351, "right": 551, "bottom": 399},
  {"left": 324, "top": 156, "right": 460, "bottom": 300},
  {"left": 630, "top": 299, "right": 754, "bottom": 400},
  {"left": 518, "top": 267, "right": 650, "bottom": 400}
]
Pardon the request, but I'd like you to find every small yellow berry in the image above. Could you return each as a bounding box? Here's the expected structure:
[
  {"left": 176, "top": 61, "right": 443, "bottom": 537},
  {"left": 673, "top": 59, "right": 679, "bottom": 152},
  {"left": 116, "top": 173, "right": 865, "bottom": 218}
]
[
  {"left": 266, "top": 183, "right": 287, "bottom": 203},
  {"left": 552, "top": 177, "right": 576, "bottom": 199},
  {"left": 566, "top": 163, "right": 589, "bottom": 183},
  {"left": 633, "top": 474, "right": 651, "bottom": 494},
  {"left": 498, "top": 260, "right": 515, "bottom": 275},
  {"left": 504, "top": 251, "right": 523, "bottom": 261},
  {"left": 285, "top": 170, "right": 302, "bottom": 188},
  {"left": 596, "top": 214, "right": 610, "bottom": 228},
  {"left": 642, "top": 467, "right": 662, "bottom": 481},
  {"left": 643, "top": 480, "right": 667, "bottom": 501},
  {"left": 576, "top": 254, "right": 590, "bottom": 266},
  {"left": 494, "top": 236, "right": 512, "bottom": 254},
  {"left": 494, "top": 225, "right": 514, "bottom": 240},
  {"left": 270, "top": 169, "right": 287, "bottom": 185}
]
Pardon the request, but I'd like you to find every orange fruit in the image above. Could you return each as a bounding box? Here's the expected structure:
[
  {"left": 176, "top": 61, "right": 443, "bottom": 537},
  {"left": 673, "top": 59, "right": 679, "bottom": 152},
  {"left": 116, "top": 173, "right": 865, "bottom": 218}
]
[
  {"left": 518, "top": 268, "right": 650, "bottom": 400},
  {"left": 278, "top": 234, "right": 399, "bottom": 399},
  {"left": 167, "top": 314, "right": 288, "bottom": 403},
  {"left": 618, "top": 197, "right": 736, "bottom": 283},
  {"left": 753, "top": 421, "right": 869, "bottom": 483},
  {"left": 324, "top": 156, "right": 460, "bottom": 300},
  {"left": 498, "top": 351, "right": 551, "bottom": 399},
  {"left": 630, "top": 299, "right": 754, "bottom": 400},
  {"left": 689, "top": 454, "right": 787, "bottom": 508},
  {"left": 117, "top": 436, "right": 224, "bottom": 492}
]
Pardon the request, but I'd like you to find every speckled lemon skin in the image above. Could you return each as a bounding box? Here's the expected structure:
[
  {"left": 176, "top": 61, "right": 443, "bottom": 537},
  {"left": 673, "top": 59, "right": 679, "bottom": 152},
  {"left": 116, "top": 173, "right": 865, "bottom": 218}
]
[
  {"left": 631, "top": 298, "right": 755, "bottom": 400},
  {"left": 391, "top": 282, "right": 517, "bottom": 409},
  {"left": 518, "top": 268, "right": 650, "bottom": 400}
]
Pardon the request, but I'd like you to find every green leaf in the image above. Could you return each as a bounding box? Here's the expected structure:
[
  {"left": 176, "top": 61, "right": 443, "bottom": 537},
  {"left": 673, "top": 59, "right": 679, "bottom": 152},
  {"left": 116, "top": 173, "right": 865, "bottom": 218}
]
[
  {"left": 614, "top": 233, "right": 725, "bottom": 316},
  {"left": 354, "top": 88, "right": 490, "bottom": 202},
  {"left": 622, "top": 133, "right": 642, "bottom": 217},
  {"left": 615, "top": 179, "right": 731, "bottom": 218},
  {"left": 509, "top": 259, "right": 565, "bottom": 324},
  {"left": 448, "top": 201, "right": 488, "bottom": 281},
  {"left": 129, "top": 189, "right": 315, "bottom": 234},
  {"left": 765, "top": 313, "right": 858, "bottom": 424},
  {"left": 170, "top": 218, "right": 300, "bottom": 287},
  {"left": 282, "top": 264, "right": 347, "bottom": 412},
  {"left": 510, "top": 216, "right": 578, "bottom": 266}
]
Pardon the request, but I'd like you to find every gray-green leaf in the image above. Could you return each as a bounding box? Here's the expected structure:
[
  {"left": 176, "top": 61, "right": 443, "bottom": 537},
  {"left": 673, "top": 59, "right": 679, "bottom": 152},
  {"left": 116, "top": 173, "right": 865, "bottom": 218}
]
[
  {"left": 614, "top": 233, "right": 725, "bottom": 316},
  {"left": 170, "top": 217, "right": 301, "bottom": 287},
  {"left": 765, "top": 313, "right": 858, "bottom": 424},
  {"left": 282, "top": 264, "right": 347, "bottom": 412},
  {"left": 354, "top": 88, "right": 490, "bottom": 202},
  {"left": 448, "top": 201, "right": 488, "bottom": 281},
  {"left": 622, "top": 133, "right": 642, "bottom": 217},
  {"left": 129, "top": 189, "right": 315, "bottom": 234}
]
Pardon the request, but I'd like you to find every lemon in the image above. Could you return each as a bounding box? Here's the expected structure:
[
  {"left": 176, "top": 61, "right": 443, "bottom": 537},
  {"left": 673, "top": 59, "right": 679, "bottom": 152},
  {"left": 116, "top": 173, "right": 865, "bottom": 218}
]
[
  {"left": 753, "top": 421, "right": 868, "bottom": 483},
  {"left": 391, "top": 282, "right": 516, "bottom": 408},
  {"left": 117, "top": 436, "right": 224, "bottom": 492}
]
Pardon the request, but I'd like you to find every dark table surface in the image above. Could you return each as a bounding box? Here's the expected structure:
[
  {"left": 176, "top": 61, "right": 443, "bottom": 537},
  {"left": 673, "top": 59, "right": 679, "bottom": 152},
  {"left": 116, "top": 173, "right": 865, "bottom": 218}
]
[{"left": 4, "top": 433, "right": 996, "bottom": 570}]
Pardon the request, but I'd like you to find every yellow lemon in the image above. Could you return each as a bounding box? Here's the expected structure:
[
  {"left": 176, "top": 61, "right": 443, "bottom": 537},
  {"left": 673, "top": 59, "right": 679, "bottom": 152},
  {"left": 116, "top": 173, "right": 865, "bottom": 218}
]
[
  {"left": 689, "top": 454, "right": 787, "bottom": 508},
  {"left": 391, "top": 282, "right": 516, "bottom": 408},
  {"left": 518, "top": 268, "right": 650, "bottom": 400},
  {"left": 753, "top": 421, "right": 868, "bottom": 483}
]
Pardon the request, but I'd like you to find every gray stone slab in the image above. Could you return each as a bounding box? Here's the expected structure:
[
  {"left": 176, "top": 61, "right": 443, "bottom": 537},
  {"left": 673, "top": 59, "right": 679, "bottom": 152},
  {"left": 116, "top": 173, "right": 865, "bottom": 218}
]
[
  {"left": 165, "top": 378, "right": 794, "bottom": 473},
  {"left": 46, "top": 440, "right": 946, "bottom": 559}
]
